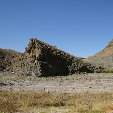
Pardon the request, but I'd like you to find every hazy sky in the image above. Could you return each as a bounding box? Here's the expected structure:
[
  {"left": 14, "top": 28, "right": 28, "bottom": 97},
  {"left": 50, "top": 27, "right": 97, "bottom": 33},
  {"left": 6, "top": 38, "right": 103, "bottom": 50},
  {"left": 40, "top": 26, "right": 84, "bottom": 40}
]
[{"left": 0, "top": 0, "right": 113, "bottom": 57}]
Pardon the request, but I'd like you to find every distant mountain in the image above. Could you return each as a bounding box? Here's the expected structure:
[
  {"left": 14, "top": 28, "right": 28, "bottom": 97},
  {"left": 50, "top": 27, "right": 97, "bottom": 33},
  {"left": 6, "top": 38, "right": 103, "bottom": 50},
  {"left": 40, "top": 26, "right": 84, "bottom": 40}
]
[{"left": 87, "top": 39, "right": 113, "bottom": 70}]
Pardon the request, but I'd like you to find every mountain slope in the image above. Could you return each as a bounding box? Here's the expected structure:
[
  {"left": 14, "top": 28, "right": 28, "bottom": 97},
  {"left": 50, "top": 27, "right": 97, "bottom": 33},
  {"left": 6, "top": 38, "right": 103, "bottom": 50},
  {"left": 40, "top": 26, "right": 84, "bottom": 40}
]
[
  {"left": 87, "top": 39, "right": 113, "bottom": 70},
  {"left": 0, "top": 49, "right": 22, "bottom": 71}
]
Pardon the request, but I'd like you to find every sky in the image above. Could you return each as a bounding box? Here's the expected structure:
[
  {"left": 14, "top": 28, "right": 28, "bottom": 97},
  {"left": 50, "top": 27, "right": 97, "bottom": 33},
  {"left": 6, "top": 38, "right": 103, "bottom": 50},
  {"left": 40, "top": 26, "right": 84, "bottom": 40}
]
[{"left": 0, "top": 0, "right": 113, "bottom": 58}]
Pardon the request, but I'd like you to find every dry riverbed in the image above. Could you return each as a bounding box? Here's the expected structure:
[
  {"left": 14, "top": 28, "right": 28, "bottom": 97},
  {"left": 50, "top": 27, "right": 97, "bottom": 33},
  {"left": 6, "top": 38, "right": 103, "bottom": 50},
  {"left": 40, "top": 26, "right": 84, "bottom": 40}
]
[{"left": 0, "top": 72, "right": 113, "bottom": 93}]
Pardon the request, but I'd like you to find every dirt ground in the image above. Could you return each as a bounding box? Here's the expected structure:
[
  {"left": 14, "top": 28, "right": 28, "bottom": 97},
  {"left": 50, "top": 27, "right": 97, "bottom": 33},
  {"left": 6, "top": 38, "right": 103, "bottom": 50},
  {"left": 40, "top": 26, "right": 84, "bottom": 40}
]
[{"left": 0, "top": 72, "right": 113, "bottom": 93}]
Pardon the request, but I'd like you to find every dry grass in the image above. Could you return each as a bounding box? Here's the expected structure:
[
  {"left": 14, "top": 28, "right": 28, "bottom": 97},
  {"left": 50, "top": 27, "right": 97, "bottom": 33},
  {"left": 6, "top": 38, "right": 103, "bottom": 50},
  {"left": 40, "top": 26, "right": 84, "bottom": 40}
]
[{"left": 0, "top": 91, "right": 113, "bottom": 113}]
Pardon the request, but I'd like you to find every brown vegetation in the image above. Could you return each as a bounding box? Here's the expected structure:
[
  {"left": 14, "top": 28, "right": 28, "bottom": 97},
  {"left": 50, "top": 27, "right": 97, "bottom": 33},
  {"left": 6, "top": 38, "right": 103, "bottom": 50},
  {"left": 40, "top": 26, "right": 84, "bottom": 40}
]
[{"left": 0, "top": 91, "right": 113, "bottom": 113}]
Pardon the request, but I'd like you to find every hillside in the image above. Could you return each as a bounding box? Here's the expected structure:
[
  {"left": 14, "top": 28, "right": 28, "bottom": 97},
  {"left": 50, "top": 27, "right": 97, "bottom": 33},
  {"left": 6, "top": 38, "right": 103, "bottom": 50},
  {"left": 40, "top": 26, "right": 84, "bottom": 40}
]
[
  {"left": 87, "top": 39, "right": 113, "bottom": 70},
  {"left": 12, "top": 38, "right": 104, "bottom": 76},
  {"left": 0, "top": 49, "right": 22, "bottom": 71},
  {"left": 0, "top": 38, "right": 104, "bottom": 76}
]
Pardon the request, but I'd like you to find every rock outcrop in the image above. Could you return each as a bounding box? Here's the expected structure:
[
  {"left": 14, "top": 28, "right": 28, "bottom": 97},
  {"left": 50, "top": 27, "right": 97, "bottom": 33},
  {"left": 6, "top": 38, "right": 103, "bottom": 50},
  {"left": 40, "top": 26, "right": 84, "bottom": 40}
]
[
  {"left": 0, "top": 49, "right": 21, "bottom": 71},
  {"left": 0, "top": 38, "right": 104, "bottom": 76},
  {"left": 11, "top": 38, "right": 103, "bottom": 76}
]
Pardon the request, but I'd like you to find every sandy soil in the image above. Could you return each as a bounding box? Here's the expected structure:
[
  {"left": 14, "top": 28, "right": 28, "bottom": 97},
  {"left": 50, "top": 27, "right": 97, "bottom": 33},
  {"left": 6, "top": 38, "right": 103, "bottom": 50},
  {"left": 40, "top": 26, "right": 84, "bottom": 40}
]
[{"left": 0, "top": 72, "right": 113, "bottom": 93}]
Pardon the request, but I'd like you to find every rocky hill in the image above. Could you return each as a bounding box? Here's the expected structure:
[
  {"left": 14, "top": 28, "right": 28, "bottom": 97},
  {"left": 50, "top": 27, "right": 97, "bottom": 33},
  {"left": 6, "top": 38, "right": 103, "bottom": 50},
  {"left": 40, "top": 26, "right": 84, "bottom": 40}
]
[
  {"left": 0, "top": 38, "right": 104, "bottom": 76},
  {"left": 0, "top": 49, "right": 21, "bottom": 71},
  {"left": 87, "top": 39, "right": 113, "bottom": 71},
  {"left": 12, "top": 38, "right": 104, "bottom": 76}
]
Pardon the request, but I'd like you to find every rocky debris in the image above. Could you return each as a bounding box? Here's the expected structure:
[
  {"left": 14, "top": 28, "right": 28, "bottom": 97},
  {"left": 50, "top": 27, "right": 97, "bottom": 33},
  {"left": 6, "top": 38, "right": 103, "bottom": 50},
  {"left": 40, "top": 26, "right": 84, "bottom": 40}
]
[
  {"left": 1, "top": 73, "right": 113, "bottom": 93},
  {"left": 0, "top": 82, "right": 14, "bottom": 87},
  {"left": 87, "top": 39, "right": 113, "bottom": 71},
  {"left": 11, "top": 38, "right": 104, "bottom": 76},
  {"left": 0, "top": 82, "right": 7, "bottom": 86}
]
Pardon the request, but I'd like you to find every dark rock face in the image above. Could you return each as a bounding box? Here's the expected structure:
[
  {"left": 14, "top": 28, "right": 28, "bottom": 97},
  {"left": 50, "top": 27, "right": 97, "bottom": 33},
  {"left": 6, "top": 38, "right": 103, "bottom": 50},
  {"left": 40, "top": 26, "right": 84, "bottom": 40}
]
[
  {"left": 24, "top": 38, "right": 78, "bottom": 76},
  {"left": 15, "top": 38, "right": 103, "bottom": 76}
]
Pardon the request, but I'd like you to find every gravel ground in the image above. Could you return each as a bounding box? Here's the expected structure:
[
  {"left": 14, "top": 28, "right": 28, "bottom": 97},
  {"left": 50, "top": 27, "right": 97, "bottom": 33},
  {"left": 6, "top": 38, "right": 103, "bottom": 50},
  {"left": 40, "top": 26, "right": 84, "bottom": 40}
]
[{"left": 0, "top": 72, "right": 113, "bottom": 93}]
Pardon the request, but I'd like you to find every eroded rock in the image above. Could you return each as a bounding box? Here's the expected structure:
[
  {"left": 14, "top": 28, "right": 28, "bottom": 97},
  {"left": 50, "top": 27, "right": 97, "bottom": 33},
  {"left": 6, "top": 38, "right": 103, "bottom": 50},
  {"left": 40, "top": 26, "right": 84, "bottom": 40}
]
[{"left": 12, "top": 38, "right": 103, "bottom": 76}]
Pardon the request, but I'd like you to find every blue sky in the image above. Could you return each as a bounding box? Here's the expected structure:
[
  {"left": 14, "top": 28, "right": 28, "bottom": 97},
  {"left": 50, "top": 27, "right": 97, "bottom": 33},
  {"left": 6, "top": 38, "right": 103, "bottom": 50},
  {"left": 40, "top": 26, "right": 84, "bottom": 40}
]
[{"left": 0, "top": 0, "right": 113, "bottom": 57}]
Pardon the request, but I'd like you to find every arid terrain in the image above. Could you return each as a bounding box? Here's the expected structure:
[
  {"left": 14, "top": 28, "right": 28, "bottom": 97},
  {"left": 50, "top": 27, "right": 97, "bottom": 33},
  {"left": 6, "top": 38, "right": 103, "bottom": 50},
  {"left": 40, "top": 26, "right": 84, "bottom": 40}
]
[
  {"left": 1, "top": 38, "right": 113, "bottom": 113},
  {"left": 0, "top": 72, "right": 113, "bottom": 93},
  {"left": 1, "top": 73, "right": 113, "bottom": 113}
]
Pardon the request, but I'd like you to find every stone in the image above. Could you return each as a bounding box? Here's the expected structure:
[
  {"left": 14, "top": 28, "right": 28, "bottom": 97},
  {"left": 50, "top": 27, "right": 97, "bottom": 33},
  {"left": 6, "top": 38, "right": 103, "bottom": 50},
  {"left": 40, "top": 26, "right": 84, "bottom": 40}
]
[
  {"left": 13, "top": 38, "right": 103, "bottom": 76},
  {"left": 0, "top": 38, "right": 104, "bottom": 76}
]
